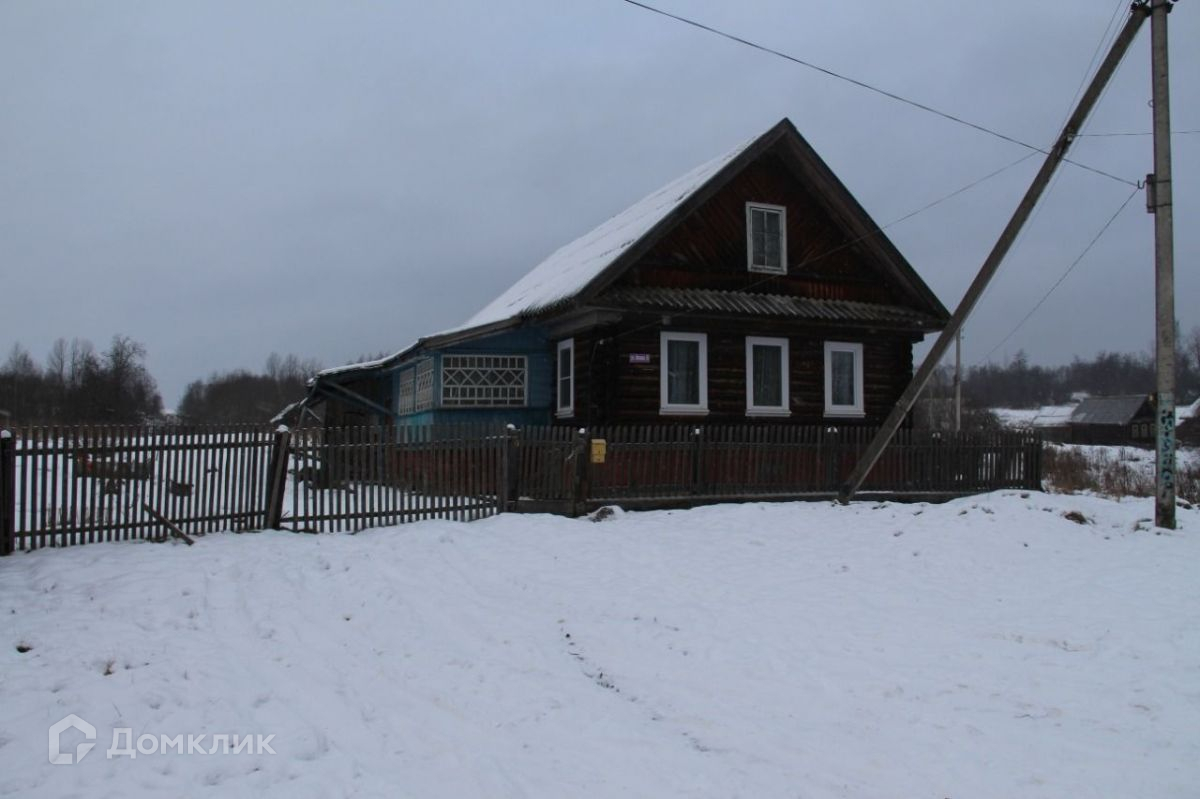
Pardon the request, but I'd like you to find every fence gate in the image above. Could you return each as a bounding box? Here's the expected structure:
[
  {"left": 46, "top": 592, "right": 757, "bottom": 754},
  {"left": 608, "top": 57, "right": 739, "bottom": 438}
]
[{"left": 284, "top": 424, "right": 506, "bottom": 533}]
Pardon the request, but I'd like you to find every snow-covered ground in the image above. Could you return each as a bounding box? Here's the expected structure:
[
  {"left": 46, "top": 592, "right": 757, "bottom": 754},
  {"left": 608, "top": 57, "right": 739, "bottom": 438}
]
[
  {"left": 1046, "top": 440, "right": 1200, "bottom": 475},
  {"left": 2, "top": 494, "right": 1198, "bottom": 798}
]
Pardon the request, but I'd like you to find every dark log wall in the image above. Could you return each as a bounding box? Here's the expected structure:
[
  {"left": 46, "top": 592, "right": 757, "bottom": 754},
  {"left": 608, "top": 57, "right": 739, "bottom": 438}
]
[
  {"left": 322, "top": 374, "right": 393, "bottom": 428},
  {"left": 615, "top": 150, "right": 902, "bottom": 305},
  {"left": 566, "top": 318, "right": 916, "bottom": 427}
]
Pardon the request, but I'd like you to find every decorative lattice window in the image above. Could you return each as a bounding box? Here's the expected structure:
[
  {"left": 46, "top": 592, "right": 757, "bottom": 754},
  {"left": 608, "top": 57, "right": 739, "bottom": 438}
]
[
  {"left": 397, "top": 369, "right": 416, "bottom": 415},
  {"left": 441, "top": 355, "right": 527, "bottom": 407},
  {"left": 414, "top": 359, "right": 434, "bottom": 412}
]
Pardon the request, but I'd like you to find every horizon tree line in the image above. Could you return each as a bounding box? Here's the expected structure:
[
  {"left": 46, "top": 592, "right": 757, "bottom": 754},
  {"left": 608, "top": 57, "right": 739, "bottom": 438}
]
[{"left": 2, "top": 332, "right": 1199, "bottom": 426}]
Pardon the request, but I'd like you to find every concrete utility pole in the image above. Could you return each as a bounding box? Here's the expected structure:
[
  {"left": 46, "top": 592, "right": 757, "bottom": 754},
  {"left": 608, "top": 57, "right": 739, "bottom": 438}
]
[
  {"left": 837, "top": 6, "right": 1148, "bottom": 504},
  {"left": 1148, "top": 0, "right": 1177, "bottom": 529}
]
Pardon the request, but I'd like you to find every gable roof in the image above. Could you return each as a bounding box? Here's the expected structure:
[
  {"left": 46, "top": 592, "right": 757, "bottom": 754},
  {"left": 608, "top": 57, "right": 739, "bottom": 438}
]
[
  {"left": 466, "top": 117, "right": 948, "bottom": 329},
  {"left": 1069, "top": 395, "right": 1153, "bottom": 426},
  {"left": 317, "top": 117, "right": 947, "bottom": 382}
]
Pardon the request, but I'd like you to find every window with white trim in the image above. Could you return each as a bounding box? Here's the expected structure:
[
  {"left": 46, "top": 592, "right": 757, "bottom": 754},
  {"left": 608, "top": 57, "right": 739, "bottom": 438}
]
[
  {"left": 556, "top": 338, "right": 574, "bottom": 417},
  {"left": 397, "top": 369, "right": 416, "bottom": 415},
  {"left": 824, "top": 341, "right": 864, "bottom": 417},
  {"left": 441, "top": 354, "right": 527, "bottom": 407},
  {"left": 745, "top": 336, "right": 790, "bottom": 416},
  {"left": 746, "top": 202, "right": 786, "bottom": 274},
  {"left": 660, "top": 332, "right": 708, "bottom": 414},
  {"left": 414, "top": 359, "right": 434, "bottom": 412}
]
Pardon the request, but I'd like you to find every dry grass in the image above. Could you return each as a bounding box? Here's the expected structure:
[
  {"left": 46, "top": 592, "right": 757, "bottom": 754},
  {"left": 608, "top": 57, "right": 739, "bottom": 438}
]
[{"left": 1042, "top": 444, "right": 1199, "bottom": 505}]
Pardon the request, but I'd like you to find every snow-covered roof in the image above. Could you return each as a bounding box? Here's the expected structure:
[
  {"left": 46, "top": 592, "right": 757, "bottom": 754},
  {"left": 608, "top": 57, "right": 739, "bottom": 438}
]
[
  {"left": 1071, "top": 395, "right": 1151, "bottom": 426},
  {"left": 462, "top": 137, "right": 754, "bottom": 329},
  {"left": 316, "top": 345, "right": 416, "bottom": 379},
  {"left": 316, "top": 135, "right": 754, "bottom": 381},
  {"left": 994, "top": 405, "right": 1076, "bottom": 429}
]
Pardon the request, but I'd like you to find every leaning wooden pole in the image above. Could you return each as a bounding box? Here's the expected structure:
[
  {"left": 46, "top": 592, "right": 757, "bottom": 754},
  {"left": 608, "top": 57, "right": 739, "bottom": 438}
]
[{"left": 838, "top": 6, "right": 1148, "bottom": 503}]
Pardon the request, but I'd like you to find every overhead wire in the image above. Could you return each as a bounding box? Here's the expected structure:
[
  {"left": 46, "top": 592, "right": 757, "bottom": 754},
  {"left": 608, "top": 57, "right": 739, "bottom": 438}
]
[
  {"left": 974, "top": 186, "right": 1141, "bottom": 366},
  {"left": 943, "top": 0, "right": 1138, "bottom": 368},
  {"left": 618, "top": 0, "right": 1141, "bottom": 188},
  {"left": 1058, "top": 0, "right": 1129, "bottom": 133},
  {"left": 609, "top": 0, "right": 1153, "bottom": 372}
]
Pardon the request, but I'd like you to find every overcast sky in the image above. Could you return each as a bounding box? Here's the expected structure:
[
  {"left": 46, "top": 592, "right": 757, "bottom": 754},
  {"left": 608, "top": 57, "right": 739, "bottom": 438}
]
[{"left": 2, "top": 0, "right": 1196, "bottom": 407}]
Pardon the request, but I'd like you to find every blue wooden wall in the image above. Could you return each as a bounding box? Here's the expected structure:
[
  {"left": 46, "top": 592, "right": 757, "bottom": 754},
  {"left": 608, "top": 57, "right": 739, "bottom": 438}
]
[{"left": 384, "top": 326, "right": 555, "bottom": 427}]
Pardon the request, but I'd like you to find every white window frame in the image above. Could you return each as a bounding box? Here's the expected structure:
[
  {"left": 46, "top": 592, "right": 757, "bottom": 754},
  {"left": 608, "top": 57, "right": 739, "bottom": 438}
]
[
  {"left": 659, "top": 332, "right": 708, "bottom": 415},
  {"left": 440, "top": 354, "right": 527, "bottom": 407},
  {"left": 397, "top": 368, "right": 416, "bottom": 415},
  {"left": 556, "top": 338, "right": 574, "bottom": 418},
  {"left": 745, "top": 336, "right": 790, "bottom": 417},
  {"left": 745, "top": 202, "right": 787, "bottom": 275},
  {"left": 824, "top": 341, "right": 864, "bottom": 417}
]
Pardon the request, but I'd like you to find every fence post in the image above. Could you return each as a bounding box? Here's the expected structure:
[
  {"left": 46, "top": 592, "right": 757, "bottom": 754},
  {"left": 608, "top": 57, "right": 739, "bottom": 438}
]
[
  {"left": 691, "top": 426, "right": 703, "bottom": 495},
  {"left": 499, "top": 424, "right": 518, "bottom": 513},
  {"left": 822, "top": 428, "right": 836, "bottom": 492},
  {"left": 1031, "top": 433, "right": 1044, "bottom": 490},
  {"left": 264, "top": 426, "right": 292, "bottom": 530},
  {"left": 0, "top": 430, "right": 14, "bottom": 556},
  {"left": 571, "top": 428, "right": 589, "bottom": 517}
]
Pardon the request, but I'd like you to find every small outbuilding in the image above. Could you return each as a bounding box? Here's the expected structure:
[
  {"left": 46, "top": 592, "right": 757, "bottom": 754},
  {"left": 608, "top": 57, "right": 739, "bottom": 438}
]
[{"left": 1067, "top": 395, "right": 1155, "bottom": 445}]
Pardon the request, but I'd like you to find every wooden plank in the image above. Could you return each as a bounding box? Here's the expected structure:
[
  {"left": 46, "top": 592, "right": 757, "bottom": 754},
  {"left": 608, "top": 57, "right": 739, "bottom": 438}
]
[
  {"left": 35, "top": 427, "right": 48, "bottom": 548},
  {"left": 16, "top": 428, "right": 28, "bottom": 550},
  {"left": 142, "top": 503, "right": 195, "bottom": 545}
]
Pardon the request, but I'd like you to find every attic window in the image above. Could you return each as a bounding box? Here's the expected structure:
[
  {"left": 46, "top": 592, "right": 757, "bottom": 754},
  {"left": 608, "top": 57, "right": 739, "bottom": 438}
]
[{"left": 746, "top": 202, "right": 786, "bottom": 274}]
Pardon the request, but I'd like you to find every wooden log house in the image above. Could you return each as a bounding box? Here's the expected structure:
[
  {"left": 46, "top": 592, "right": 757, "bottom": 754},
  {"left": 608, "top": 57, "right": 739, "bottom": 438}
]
[{"left": 298, "top": 119, "right": 950, "bottom": 429}]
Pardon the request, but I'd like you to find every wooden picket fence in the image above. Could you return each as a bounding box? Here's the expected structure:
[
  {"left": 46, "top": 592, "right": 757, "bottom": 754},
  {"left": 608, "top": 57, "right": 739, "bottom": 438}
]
[
  {"left": 284, "top": 424, "right": 505, "bottom": 533},
  {"left": 0, "top": 425, "right": 276, "bottom": 553},
  {"left": 0, "top": 422, "right": 1042, "bottom": 553},
  {"left": 582, "top": 425, "right": 1041, "bottom": 508}
]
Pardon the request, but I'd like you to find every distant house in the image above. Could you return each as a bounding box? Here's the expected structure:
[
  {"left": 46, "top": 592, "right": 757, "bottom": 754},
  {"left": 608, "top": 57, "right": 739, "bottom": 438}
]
[
  {"left": 1067, "top": 395, "right": 1155, "bottom": 445},
  {"left": 297, "top": 118, "right": 949, "bottom": 429}
]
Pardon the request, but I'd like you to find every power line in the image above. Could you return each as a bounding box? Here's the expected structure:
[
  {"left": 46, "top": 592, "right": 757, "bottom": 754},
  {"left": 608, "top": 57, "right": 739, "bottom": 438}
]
[
  {"left": 1060, "top": 0, "right": 1129, "bottom": 133},
  {"left": 790, "top": 152, "right": 1038, "bottom": 274},
  {"left": 975, "top": 186, "right": 1141, "bottom": 365},
  {"left": 618, "top": 0, "right": 1140, "bottom": 187}
]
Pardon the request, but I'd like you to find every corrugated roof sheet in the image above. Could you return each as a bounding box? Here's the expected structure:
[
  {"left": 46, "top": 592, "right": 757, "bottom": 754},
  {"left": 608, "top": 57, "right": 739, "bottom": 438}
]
[
  {"left": 1069, "top": 395, "right": 1152, "bottom": 425},
  {"left": 599, "top": 286, "right": 942, "bottom": 329}
]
